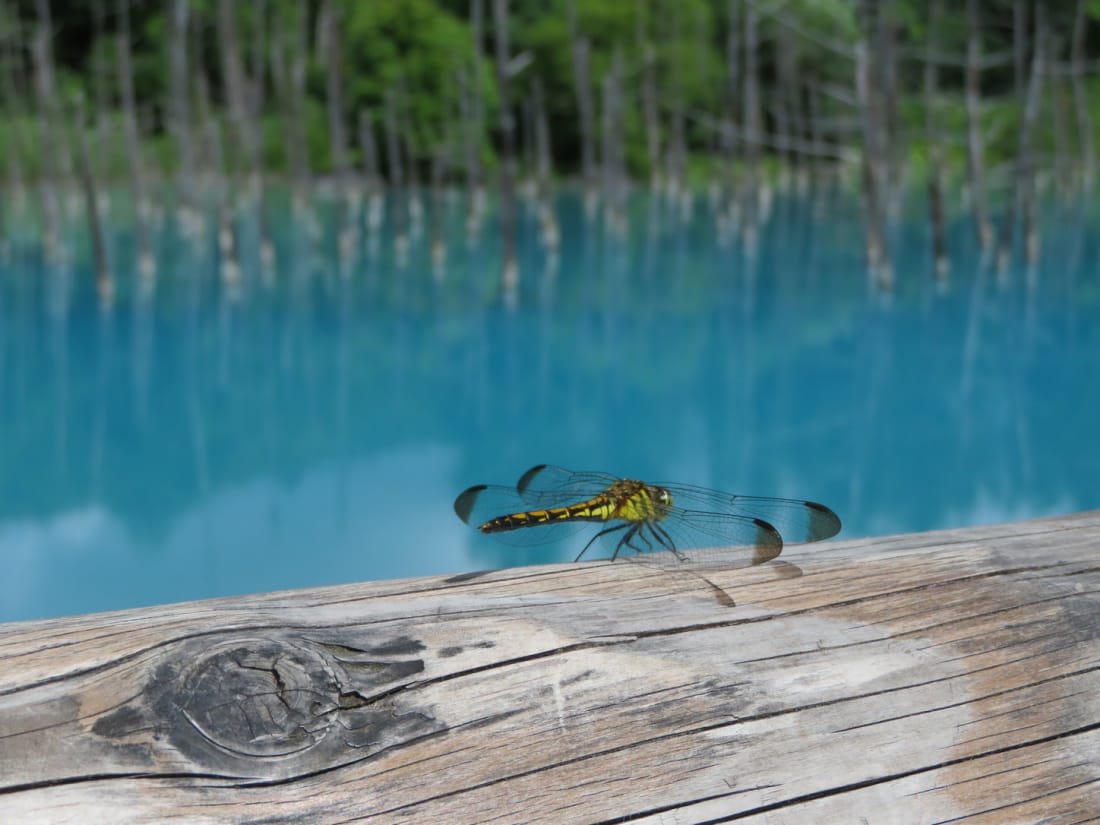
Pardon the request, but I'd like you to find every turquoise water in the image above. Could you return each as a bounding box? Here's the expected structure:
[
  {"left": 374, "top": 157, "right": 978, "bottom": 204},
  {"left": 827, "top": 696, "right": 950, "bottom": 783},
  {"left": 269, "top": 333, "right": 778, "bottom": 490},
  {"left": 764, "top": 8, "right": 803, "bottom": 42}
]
[{"left": 2, "top": 188, "right": 1099, "bottom": 622}]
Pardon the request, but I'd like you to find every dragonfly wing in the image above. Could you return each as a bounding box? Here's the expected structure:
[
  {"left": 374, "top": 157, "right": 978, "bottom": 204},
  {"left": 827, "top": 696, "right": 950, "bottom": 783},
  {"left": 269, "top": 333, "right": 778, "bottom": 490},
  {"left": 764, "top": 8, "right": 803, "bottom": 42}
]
[
  {"left": 514, "top": 465, "right": 621, "bottom": 508},
  {"left": 454, "top": 482, "right": 592, "bottom": 546},
  {"left": 657, "top": 483, "right": 841, "bottom": 544},
  {"left": 643, "top": 508, "right": 782, "bottom": 563}
]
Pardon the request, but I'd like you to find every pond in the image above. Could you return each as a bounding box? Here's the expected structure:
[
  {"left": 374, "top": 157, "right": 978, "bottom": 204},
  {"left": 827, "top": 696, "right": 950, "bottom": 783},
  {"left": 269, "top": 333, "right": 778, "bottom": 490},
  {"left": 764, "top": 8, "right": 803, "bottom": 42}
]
[{"left": 2, "top": 186, "right": 1098, "bottom": 622}]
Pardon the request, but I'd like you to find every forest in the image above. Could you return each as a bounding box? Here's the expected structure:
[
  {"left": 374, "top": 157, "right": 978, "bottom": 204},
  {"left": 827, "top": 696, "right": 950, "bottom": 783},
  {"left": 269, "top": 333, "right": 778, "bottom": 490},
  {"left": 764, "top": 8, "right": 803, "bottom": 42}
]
[{"left": 1, "top": 0, "right": 1099, "bottom": 288}]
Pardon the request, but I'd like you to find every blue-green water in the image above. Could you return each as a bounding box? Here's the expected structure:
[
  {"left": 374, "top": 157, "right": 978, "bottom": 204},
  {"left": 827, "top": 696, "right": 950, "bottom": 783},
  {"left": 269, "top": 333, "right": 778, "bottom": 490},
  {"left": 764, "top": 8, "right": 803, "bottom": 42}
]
[{"left": 2, "top": 189, "right": 1099, "bottom": 623}]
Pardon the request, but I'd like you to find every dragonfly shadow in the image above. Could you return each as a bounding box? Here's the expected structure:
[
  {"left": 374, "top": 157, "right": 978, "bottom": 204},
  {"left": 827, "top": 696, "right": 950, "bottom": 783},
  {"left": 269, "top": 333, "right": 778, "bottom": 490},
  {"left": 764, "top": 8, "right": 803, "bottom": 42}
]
[{"left": 621, "top": 552, "right": 805, "bottom": 609}]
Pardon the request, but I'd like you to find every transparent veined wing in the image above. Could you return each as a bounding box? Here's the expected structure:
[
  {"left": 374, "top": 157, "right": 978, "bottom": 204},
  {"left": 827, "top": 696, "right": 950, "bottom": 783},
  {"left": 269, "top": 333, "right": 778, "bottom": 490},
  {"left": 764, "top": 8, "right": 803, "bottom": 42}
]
[
  {"left": 510, "top": 466, "right": 787, "bottom": 563},
  {"left": 454, "top": 465, "right": 841, "bottom": 563},
  {"left": 453, "top": 481, "right": 595, "bottom": 546},
  {"left": 513, "top": 464, "right": 622, "bottom": 508},
  {"left": 654, "top": 482, "right": 842, "bottom": 545},
  {"left": 635, "top": 506, "right": 785, "bottom": 564}
]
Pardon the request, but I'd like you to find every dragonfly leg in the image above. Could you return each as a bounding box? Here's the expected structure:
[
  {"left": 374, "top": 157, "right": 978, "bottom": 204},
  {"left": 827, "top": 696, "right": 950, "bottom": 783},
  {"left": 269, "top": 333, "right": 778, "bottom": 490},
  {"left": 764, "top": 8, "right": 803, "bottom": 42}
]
[
  {"left": 576, "top": 522, "right": 629, "bottom": 562},
  {"left": 649, "top": 523, "right": 686, "bottom": 561},
  {"left": 611, "top": 524, "right": 641, "bottom": 560}
]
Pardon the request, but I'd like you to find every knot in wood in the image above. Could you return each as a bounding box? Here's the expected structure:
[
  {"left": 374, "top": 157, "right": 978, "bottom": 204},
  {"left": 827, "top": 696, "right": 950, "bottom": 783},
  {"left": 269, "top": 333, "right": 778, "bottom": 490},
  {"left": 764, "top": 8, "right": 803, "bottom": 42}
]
[{"left": 176, "top": 638, "right": 339, "bottom": 759}]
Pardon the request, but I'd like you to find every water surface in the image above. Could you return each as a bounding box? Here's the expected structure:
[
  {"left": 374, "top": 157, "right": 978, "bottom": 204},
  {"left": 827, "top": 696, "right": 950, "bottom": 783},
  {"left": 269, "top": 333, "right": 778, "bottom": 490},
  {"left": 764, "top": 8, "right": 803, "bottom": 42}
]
[{"left": 2, "top": 188, "right": 1098, "bottom": 622}]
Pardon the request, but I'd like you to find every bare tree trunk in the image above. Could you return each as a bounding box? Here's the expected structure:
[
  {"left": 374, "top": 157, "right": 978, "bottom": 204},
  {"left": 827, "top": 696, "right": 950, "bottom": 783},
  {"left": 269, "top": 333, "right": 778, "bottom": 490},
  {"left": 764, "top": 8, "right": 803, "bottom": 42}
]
[
  {"left": 399, "top": 76, "right": 423, "bottom": 240},
  {"left": 664, "top": 2, "right": 689, "bottom": 219},
  {"left": 925, "top": 0, "right": 948, "bottom": 279},
  {"left": 741, "top": 4, "right": 762, "bottom": 245},
  {"left": 995, "top": 0, "right": 1026, "bottom": 272},
  {"left": 601, "top": 49, "right": 626, "bottom": 234},
  {"left": 31, "top": 0, "right": 61, "bottom": 258},
  {"left": 719, "top": 0, "right": 740, "bottom": 234},
  {"left": 90, "top": 0, "right": 110, "bottom": 216},
  {"left": 876, "top": 0, "right": 901, "bottom": 197},
  {"left": 640, "top": 45, "right": 661, "bottom": 191},
  {"left": 997, "top": 2, "right": 1046, "bottom": 274},
  {"left": 248, "top": 0, "right": 268, "bottom": 116},
  {"left": 319, "top": 0, "right": 354, "bottom": 260},
  {"left": 277, "top": 2, "right": 311, "bottom": 214},
  {"left": 195, "top": 69, "right": 239, "bottom": 290},
  {"left": 807, "top": 82, "right": 828, "bottom": 197},
  {"left": 533, "top": 78, "right": 559, "bottom": 253},
  {"left": 465, "top": 0, "right": 487, "bottom": 238},
  {"left": 1071, "top": 0, "right": 1094, "bottom": 190},
  {"left": 855, "top": 0, "right": 892, "bottom": 288},
  {"left": 965, "top": 0, "right": 992, "bottom": 251},
  {"left": 775, "top": 23, "right": 799, "bottom": 189},
  {"left": 667, "top": 108, "right": 687, "bottom": 216},
  {"left": 492, "top": 0, "right": 518, "bottom": 293},
  {"left": 383, "top": 89, "right": 407, "bottom": 262},
  {"left": 1019, "top": 4, "right": 1047, "bottom": 271},
  {"left": 73, "top": 96, "right": 112, "bottom": 304},
  {"left": 168, "top": 0, "right": 197, "bottom": 223},
  {"left": 1051, "top": 70, "right": 1070, "bottom": 195},
  {"left": 218, "top": 0, "right": 271, "bottom": 270},
  {"left": 430, "top": 148, "right": 447, "bottom": 278},
  {"left": 117, "top": 0, "right": 153, "bottom": 279},
  {"left": 566, "top": 0, "right": 596, "bottom": 211},
  {"left": 0, "top": 3, "right": 28, "bottom": 228},
  {"left": 357, "top": 109, "right": 383, "bottom": 234}
]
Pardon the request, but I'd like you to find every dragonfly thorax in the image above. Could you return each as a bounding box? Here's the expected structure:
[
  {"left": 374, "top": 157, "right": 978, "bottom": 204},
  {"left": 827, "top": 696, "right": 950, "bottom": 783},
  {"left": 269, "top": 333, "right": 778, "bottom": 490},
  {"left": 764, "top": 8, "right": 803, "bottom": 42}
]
[{"left": 609, "top": 480, "right": 674, "bottom": 523}]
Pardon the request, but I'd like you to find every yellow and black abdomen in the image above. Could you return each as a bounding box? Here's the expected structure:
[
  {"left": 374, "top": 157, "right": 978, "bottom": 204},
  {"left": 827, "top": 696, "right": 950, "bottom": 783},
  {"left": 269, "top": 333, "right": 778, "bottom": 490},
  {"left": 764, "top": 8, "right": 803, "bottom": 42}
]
[{"left": 479, "top": 496, "right": 616, "bottom": 533}]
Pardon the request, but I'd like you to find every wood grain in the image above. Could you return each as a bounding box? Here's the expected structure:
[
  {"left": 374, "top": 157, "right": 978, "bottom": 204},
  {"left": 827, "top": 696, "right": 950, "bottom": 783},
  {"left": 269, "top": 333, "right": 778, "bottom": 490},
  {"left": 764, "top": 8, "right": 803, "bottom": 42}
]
[{"left": 1, "top": 510, "right": 1098, "bottom": 824}]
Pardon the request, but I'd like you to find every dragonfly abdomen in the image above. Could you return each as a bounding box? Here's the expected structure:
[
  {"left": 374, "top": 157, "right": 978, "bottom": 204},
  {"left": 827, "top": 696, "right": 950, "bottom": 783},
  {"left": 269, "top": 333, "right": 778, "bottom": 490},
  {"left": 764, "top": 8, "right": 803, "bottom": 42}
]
[{"left": 480, "top": 497, "right": 615, "bottom": 533}]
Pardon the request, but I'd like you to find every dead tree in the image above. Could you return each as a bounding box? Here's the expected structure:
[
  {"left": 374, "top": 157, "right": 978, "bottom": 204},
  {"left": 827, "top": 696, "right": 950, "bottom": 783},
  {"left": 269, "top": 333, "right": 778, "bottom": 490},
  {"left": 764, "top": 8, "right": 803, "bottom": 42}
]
[
  {"left": 383, "top": 89, "right": 407, "bottom": 261},
  {"left": 30, "top": 0, "right": 61, "bottom": 257},
  {"left": 566, "top": 0, "right": 597, "bottom": 210},
  {"left": 168, "top": 0, "right": 196, "bottom": 222},
  {"left": 875, "top": 0, "right": 902, "bottom": 195},
  {"left": 72, "top": 95, "right": 112, "bottom": 303},
  {"left": 319, "top": 0, "right": 355, "bottom": 259},
  {"left": 601, "top": 49, "right": 626, "bottom": 234},
  {"left": 90, "top": 0, "right": 110, "bottom": 210},
  {"left": 965, "top": 0, "right": 992, "bottom": 251},
  {"left": 855, "top": 0, "right": 893, "bottom": 288},
  {"left": 357, "top": 109, "right": 383, "bottom": 234},
  {"left": 116, "top": 0, "right": 153, "bottom": 278},
  {"left": 218, "top": 0, "right": 271, "bottom": 266},
  {"left": 429, "top": 146, "right": 448, "bottom": 278},
  {"left": 640, "top": 43, "right": 661, "bottom": 191},
  {"left": 272, "top": 3, "right": 312, "bottom": 215},
  {"left": 925, "top": 0, "right": 948, "bottom": 279},
  {"left": 492, "top": 0, "right": 518, "bottom": 293},
  {"left": 1071, "top": 0, "right": 1094, "bottom": 190},
  {"left": 0, "top": 3, "right": 28, "bottom": 220},
  {"left": 719, "top": 0, "right": 740, "bottom": 233},
  {"left": 465, "top": 0, "right": 487, "bottom": 237},
  {"left": 195, "top": 69, "right": 239, "bottom": 289},
  {"left": 533, "top": 78, "right": 559, "bottom": 252},
  {"left": 1020, "top": 5, "right": 1048, "bottom": 271},
  {"left": 998, "top": 2, "right": 1047, "bottom": 273},
  {"left": 741, "top": 4, "right": 762, "bottom": 243}
]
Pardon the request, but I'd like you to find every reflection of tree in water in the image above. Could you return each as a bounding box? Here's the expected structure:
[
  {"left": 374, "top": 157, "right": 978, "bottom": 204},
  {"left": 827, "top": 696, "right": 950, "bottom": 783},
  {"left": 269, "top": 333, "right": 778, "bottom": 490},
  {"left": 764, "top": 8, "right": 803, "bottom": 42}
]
[{"left": 0, "top": 191, "right": 1097, "bottom": 564}]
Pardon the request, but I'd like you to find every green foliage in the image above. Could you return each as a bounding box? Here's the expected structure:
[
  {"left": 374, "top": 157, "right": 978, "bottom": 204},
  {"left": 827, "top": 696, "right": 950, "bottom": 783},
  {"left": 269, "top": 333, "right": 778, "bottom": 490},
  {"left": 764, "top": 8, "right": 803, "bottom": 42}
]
[
  {"left": 0, "top": 0, "right": 1099, "bottom": 185},
  {"left": 341, "top": 0, "right": 483, "bottom": 157}
]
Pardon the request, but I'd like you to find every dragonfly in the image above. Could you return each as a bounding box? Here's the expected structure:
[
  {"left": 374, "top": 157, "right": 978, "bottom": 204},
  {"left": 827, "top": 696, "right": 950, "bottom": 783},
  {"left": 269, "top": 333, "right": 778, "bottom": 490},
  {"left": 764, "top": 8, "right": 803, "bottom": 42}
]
[{"left": 453, "top": 464, "right": 841, "bottom": 565}]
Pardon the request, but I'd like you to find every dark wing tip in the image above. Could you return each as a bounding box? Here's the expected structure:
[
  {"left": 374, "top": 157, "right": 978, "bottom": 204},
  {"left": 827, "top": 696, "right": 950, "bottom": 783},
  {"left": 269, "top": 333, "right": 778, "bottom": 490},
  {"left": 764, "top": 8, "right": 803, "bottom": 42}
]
[
  {"left": 803, "top": 501, "right": 842, "bottom": 542},
  {"left": 516, "top": 464, "right": 550, "bottom": 496},
  {"left": 752, "top": 518, "right": 784, "bottom": 565},
  {"left": 454, "top": 485, "right": 488, "bottom": 524}
]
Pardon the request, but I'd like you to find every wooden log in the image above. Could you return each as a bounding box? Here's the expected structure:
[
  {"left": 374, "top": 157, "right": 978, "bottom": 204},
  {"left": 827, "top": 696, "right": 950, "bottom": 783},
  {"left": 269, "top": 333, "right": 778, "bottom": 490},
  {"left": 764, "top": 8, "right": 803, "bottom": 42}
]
[{"left": 1, "top": 510, "right": 1098, "bottom": 823}]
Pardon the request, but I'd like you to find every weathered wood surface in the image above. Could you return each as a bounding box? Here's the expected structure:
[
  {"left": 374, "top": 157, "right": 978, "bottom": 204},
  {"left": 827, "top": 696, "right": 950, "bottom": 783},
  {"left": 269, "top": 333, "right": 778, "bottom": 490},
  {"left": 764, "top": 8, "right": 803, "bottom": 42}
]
[{"left": 1, "top": 510, "right": 1098, "bottom": 824}]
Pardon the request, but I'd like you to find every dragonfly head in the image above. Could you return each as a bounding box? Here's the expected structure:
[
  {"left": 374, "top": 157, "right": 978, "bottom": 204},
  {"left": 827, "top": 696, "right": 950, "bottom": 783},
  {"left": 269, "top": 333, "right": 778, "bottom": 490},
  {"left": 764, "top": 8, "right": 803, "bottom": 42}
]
[{"left": 654, "top": 486, "right": 674, "bottom": 510}]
